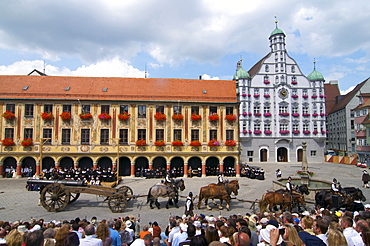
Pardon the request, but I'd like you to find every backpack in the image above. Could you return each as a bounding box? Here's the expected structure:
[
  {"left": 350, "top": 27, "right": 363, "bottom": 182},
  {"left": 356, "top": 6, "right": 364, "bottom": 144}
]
[{"left": 120, "top": 230, "right": 131, "bottom": 244}]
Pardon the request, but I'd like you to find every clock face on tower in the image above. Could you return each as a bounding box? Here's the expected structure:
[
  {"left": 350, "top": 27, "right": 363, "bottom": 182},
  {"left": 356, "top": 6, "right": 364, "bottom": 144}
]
[{"left": 279, "top": 89, "right": 288, "bottom": 98}]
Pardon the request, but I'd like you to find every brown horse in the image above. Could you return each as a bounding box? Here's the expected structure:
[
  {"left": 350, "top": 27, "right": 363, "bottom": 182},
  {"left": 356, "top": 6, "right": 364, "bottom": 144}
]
[
  {"left": 259, "top": 191, "right": 306, "bottom": 213},
  {"left": 197, "top": 180, "right": 239, "bottom": 211}
]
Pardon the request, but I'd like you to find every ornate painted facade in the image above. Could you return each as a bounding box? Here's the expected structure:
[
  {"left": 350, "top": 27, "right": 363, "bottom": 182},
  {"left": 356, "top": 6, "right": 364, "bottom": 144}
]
[
  {"left": 0, "top": 76, "right": 239, "bottom": 177},
  {"left": 236, "top": 23, "right": 326, "bottom": 164}
]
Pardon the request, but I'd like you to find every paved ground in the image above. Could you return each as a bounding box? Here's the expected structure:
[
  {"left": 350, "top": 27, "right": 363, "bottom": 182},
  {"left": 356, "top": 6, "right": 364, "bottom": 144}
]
[{"left": 0, "top": 162, "right": 369, "bottom": 229}]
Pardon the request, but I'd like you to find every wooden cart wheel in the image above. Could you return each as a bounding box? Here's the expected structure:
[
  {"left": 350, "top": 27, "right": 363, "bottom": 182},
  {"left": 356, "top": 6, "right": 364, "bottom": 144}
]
[
  {"left": 41, "top": 183, "right": 70, "bottom": 212},
  {"left": 68, "top": 192, "right": 80, "bottom": 204},
  {"left": 108, "top": 195, "right": 127, "bottom": 213},
  {"left": 118, "top": 186, "right": 133, "bottom": 202}
]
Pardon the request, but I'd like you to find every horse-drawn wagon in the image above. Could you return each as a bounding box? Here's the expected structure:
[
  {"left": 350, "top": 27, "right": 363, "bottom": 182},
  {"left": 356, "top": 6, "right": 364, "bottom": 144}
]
[{"left": 26, "top": 179, "right": 133, "bottom": 213}]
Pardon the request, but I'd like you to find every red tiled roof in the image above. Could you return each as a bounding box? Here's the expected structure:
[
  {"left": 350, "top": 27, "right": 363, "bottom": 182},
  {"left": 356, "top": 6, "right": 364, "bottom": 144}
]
[
  {"left": 324, "top": 83, "right": 341, "bottom": 114},
  {"left": 0, "top": 76, "right": 237, "bottom": 103},
  {"left": 329, "top": 78, "right": 369, "bottom": 113}
]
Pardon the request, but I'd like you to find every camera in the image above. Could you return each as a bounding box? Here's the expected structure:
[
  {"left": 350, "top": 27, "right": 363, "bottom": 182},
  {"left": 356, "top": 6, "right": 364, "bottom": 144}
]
[{"left": 279, "top": 228, "right": 285, "bottom": 235}]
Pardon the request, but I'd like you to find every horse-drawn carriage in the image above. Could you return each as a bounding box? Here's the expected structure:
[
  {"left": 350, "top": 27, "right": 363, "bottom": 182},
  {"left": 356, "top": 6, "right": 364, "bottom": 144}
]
[
  {"left": 27, "top": 179, "right": 133, "bottom": 213},
  {"left": 315, "top": 187, "right": 366, "bottom": 211}
]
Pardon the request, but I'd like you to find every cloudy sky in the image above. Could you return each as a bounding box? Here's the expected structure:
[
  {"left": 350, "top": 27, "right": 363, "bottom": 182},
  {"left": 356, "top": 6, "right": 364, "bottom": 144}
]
[{"left": 0, "top": 0, "right": 369, "bottom": 94}]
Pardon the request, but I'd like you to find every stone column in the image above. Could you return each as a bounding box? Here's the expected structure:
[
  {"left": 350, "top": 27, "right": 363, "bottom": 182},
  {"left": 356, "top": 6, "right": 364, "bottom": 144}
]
[
  {"left": 35, "top": 162, "right": 40, "bottom": 176},
  {"left": 219, "top": 161, "right": 224, "bottom": 173},
  {"left": 130, "top": 162, "right": 135, "bottom": 178},
  {"left": 112, "top": 161, "right": 117, "bottom": 170},
  {"left": 0, "top": 162, "right": 3, "bottom": 178},
  {"left": 55, "top": 162, "right": 60, "bottom": 170},
  {"left": 149, "top": 161, "right": 153, "bottom": 170},
  {"left": 74, "top": 162, "right": 78, "bottom": 169},
  {"left": 236, "top": 162, "right": 240, "bottom": 177},
  {"left": 184, "top": 162, "right": 188, "bottom": 178},
  {"left": 93, "top": 162, "right": 98, "bottom": 170},
  {"left": 166, "top": 162, "right": 171, "bottom": 172},
  {"left": 16, "top": 162, "right": 22, "bottom": 178},
  {"left": 301, "top": 141, "right": 309, "bottom": 185},
  {"left": 202, "top": 161, "right": 206, "bottom": 177}
]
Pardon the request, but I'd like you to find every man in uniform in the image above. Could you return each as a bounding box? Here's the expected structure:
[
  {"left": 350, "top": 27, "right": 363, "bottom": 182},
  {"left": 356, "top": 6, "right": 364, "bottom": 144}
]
[
  {"left": 184, "top": 192, "right": 194, "bottom": 217},
  {"left": 217, "top": 172, "right": 225, "bottom": 185},
  {"left": 331, "top": 178, "right": 342, "bottom": 194},
  {"left": 164, "top": 171, "right": 173, "bottom": 187}
]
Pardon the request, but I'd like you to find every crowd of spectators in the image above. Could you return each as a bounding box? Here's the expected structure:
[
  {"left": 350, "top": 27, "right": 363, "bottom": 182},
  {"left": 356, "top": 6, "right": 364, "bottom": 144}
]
[{"left": 1, "top": 208, "right": 370, "bottom": 246}]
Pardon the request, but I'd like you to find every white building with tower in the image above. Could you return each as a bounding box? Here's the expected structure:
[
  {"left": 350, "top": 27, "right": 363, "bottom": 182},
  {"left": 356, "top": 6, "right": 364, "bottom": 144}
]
[{"left": 234, "top": 23, "right": 327, "bottom": 164}]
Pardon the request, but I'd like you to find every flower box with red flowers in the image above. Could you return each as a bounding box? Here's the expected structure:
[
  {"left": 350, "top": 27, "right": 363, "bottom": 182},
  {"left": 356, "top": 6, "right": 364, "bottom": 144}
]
[
  {"left": 154, "top": 140, "right": 165, "bottom": 146},
  {"left": 79, "top": 113, "right": 93, "bottom": 120},
  {"left": 254, "top": 113, "right": 261, "bottom": 116},
  {"left": 41, "top": 112, "right": 54, "bottom": 120},
  {"left": 191, "top": 113, "right": 202, "bottom": 121},
  {"left": 154, "top": 113, "right": 166, "bottom": 121},
  {"left": 302, "top": 95, "right": 308, "bottom": 98},
  {"left": 248, "top": 113, "right": 252, "bottom": 116},
  {"left": 264, "top": 131, "right": 272, "bottom": 135},
  {"left": 303, "top": 131, "right": 311, "bottom": 134},
  {"left": 292, "top": 95, "right": 298, "bottom": 98},
  {"left": 247, "top": 94, "right": 251, "bottom": 97},
  {"left": 279, "top": 130, "right": 290, "bottom": 134},
  {"left": 320, "top": 113, "right": 326, "bottom": 116},
  {"left": 302, "top": 113, "right": 310, "bottom": 117},
  {"left": 190, "top": 140, "right": 201, "bottom": 146},
  {"left": 172, "top": 140, "right": 184, "bottom": 146},
  {"left": 242, "top": 93, "right": 247, "bottom": 97},
  {"left": 225, "top": 140, "right": 236, "bottom": 146},
  {"left": 322, "top": 131, "right": 328, "bottom": 134},
  {"left": 320, "top": 95, "right": 327, "bottom": 98},
  {"left": 311, "top": 95, "right": 318, "bottom": 98},
  {"left": 264, "top": 94, "right": 270, "bottom": 98},
  {"left": 60, "top": 112, "right": 71, "bottom": 120},
  {"left": 312, "top": 113, "right": 318, "bottom": 117},
  {"left": 292, "top": 113, "right": 300, "bottom": 117},
  {"left": 172, "top": 113, "right": 184, "bottom": 121},
  {"left": 1, "top": 138, "right": 14, "bottom": 146},
  {"left": 118, "top": 112, "right": 130, "bottom": 120},
  {"left": 136, "top": 139, "right": 146, "bottom": 146},
  {"left": 225, "top": 114, "right": 237, "bottom": 121},
  {"left": 208, "top": 113, "right": 219, "bottom": 122},
  {"left": 291, "top": 81, "right": 298, "bottom": 85},
  {"left": 292, "top": 130, "right": 300, "bottom": 134},
  {"left": 98, "top": 113, "right": 111, "bottom": 120},
  {"left": 264, "top": 113, "right": 272, "bottom": 117},
  {"left": 264, "top": 81, "right": 270, "bottom": 84},
  {"left": 208, "top": 139, "right": 220, "bottom": 146},
  {"left": 297, "top": 170, "right": 315, "bottom": 176},
  {"left": 242, "top": 112, "right": 247, "bottom": 116},
  {"left": 242, "top": 130, "right": 248, "bottom": 134},
  {"left": 21, "top": 138, "right": 33, "bottom": 147},
  {"left": 253, "top": 94, "right": 260, "bottom": 98},
  {"left": 279, "top": 113, "right": 290, "bottom": 116},
  {"left": 313, "top": 131, "right": 318, "bottom": 134},
  {"left": 254, "top": 130, "right": 262, "bottom": 134},
  {"left": 2, "top": 111, "right": 15, "bottom": 120}
]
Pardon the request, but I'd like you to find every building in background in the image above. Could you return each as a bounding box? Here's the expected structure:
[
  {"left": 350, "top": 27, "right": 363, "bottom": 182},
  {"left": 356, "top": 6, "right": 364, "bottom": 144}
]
[
  {"left": 0, "top": 75, "right": 239, "bottom": 178},
  {"left": 235, "top": 23, "right": 326, "bottom": 164}
]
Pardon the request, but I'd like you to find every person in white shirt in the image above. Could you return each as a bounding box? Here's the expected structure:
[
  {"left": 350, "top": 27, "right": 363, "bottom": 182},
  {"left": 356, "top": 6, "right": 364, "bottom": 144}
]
[
  {"left": 79, "top": 224, "right": 102, "bottom": 246},
  {"left": 184, "top": 192, "right": 194, "bottom": 217},
  {"left": 331, "top": 178, "right": 341, "bottom": 193},
  {"left": 125, "top": 220, "right": 135, "bottom": 244},
  {"left": 341, "top": 216, "right": 364, "bottom": 246},
  {"left": 218, "top": 173, "right": 225, "bottom": 185},
  {"left": 313, "top": 219, "right": 328, "bottom": 245}
]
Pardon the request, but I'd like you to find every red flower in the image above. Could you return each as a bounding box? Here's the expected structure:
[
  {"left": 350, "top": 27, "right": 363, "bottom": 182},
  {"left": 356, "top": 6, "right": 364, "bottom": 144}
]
[
  {"left": 154, "top": 113, "right": 166, "bottom": 121},
  {"left": 208, "top": 139, "right": 220, "bottom": 146},
  {"left": 79, "top": 113, "right": 93, "bottom": 119},
  {"left": 98, "top": 113, "right": 111, "bottom": 120},
  {"left": 172, "top": 113, "right": 184, "bottom": 121},
  {"left": 21, "top": 138, "right": 33, "bottom": 147},
  {"left": 118, "top": 112, "right": 131, "bottom": 120},
  {"left": 208, "top": 113, "right": 219, "bottom": 121},
  {"left": 225, "top": 114, "right": 237, "bottom": 121},
  {"left": 225, "top": 140, "right": 236, "bottom": 146},
  {"left": 1, "top": 138, "right": 14, "bottom": 146},
  {"left": 41, "top": 112, "right": 54, "bottom": 120},
  {"left": 191, "top": 113, "right": 202, "bottom": 121},
  {"left": 172, "top": 140, "right": 184, "bottom": 146},
  {"left": 60, "top": 112, "right": 71, "bottom": 120},
  {"left": 154, "top": 140, "right": 165, "bottom": 146},
  {"left": 136, "top": 139, "right": 146, "bottom": 146},
  {"left": 190, "top": 140, "right": 201, "bottom": 146},
  {"left": 2, "top": 111, "right": 15, "bottom": 120}
]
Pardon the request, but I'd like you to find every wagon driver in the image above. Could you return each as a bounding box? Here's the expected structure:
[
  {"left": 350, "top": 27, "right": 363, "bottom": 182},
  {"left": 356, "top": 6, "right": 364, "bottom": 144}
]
[
  {"left": 286, "top": 176, "right": 294, "bottom": 194},
  {"left": 331, "top": 178, "right": 342, "bottom": 195},
  {"left": 217, "top": 172, "right": 225, "bottom": 185},
  {"left": 184, "top": 192, "right": 194, "bottom": 217},
  {"left": 164, "top": 171, "right": 173, "bottom": 187}
]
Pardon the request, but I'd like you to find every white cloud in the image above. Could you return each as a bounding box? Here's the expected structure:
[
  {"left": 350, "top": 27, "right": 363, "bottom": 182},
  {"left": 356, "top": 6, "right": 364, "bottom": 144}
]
[
  {"left": 0, "top": 58, "right": 145, "bottom": 78},
  {"left": 341, "top": 86, "right": 355, "bottom": 95},
  {"left": 201, "top": 74, "right": 219, "bottom": 80}
]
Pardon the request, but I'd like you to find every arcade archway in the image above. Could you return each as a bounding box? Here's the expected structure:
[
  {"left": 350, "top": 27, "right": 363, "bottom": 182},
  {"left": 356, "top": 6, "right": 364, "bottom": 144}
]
[
  {"left": 118, "top": 157, "right": 131, "bottom": 176},
  {"left": 2, "top": 157, "right": 16, "bottom": 177},
  {"left": 277, "top": 147, "right": 288, "bottom": 162},
  {"left": 59, "top": 157, "right": 74, "bottom": 170},
  {"left": 206, "top": 157, "right": 219, "bottom": 176},
  {"left": 98, "top": 157, "right": 112, "bottom": 170},
  {"left": 41, "top": 157, "right": 55, "bottom": 171},
  {"left": 78, "top": 157, "right": 93, "bottom": 169},
  {"left": 170, "top": 157, "right": 184, "bottom": 177}
]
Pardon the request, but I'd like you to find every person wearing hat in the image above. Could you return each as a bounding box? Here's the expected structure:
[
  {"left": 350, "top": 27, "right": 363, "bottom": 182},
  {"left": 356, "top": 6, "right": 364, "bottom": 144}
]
[
  {"left": 331, "top": 178, "right": 341, "bottom": 195},
  {"left": 217, "top": 172, "right": 225, "bottom": 185},
  {"left": 185, "top": 192, "right": 194, "bottom": 217},
  {"left": 362, "top": 170, "right": 370, "bottom": 188}
]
